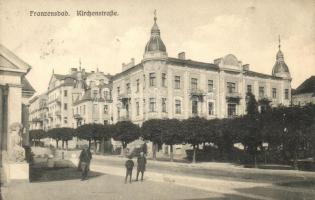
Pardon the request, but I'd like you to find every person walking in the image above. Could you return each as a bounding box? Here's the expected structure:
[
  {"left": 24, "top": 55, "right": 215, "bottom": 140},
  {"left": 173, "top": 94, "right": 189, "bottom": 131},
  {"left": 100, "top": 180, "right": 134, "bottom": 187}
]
[
  {"left": 136, "top": 152, "right": 146, "bottom": 181},
  {"left": 79, "top": 146, "right": 92, "bottom": 181},
  {"left": 124, "top": 155, "right": 134, "bottom": 184}
]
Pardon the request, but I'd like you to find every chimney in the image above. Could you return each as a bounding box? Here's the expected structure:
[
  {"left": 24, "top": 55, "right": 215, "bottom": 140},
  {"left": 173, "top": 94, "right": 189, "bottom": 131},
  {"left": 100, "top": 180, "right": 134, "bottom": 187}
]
[
  {"left": 178, "top": 52, "right": 186, "bottom": 60},
  {"left": 243, "top": 64, "right": 250, "bottom": 71},
  {"left": 131, "top": 58, "right": 135, "bottom": 66}
]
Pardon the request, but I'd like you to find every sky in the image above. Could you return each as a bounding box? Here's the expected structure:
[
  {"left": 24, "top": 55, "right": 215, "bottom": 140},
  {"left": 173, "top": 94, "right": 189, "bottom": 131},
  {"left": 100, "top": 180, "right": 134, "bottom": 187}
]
[{"left": 1, "top": 0, "right": 314, "bottom": 94}]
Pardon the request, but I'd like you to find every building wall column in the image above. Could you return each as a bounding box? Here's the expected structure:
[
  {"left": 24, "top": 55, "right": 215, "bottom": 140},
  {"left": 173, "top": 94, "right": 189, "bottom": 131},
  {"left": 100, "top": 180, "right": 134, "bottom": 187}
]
[{"left": 7, "top": 85, "right": 22, "bottom": 153}]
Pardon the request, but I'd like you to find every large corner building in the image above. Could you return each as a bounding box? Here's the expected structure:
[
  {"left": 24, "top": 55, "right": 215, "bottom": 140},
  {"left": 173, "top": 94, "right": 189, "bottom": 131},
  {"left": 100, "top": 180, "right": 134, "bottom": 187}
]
[{"left": 112, "top": 15, "right": 292, "bottom": 125}]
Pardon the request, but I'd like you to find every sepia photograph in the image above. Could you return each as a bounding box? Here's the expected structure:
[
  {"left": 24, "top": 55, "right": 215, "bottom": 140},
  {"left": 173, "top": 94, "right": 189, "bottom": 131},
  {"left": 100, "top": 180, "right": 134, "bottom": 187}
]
[{"left": 0, "top": 0, "right": 315, "bottom": 199}]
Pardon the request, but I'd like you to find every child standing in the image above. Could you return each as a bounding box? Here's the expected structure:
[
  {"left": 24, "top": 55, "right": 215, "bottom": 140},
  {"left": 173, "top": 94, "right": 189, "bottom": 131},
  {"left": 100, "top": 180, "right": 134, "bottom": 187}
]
[{"left": 125, "top": 156, "right": 134, "bottom": 184}]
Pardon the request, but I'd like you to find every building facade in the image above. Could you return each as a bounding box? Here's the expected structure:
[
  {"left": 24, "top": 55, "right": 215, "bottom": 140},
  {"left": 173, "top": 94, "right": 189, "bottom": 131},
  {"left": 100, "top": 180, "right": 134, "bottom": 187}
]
[
  {"left": 29, "top": 67, "right": 113, "bottom": 131},
  {"left": 292, "top": 76, "right": 315, "bottom": 106},
  {"left": 111, "top": 15, "right": 292, "bottom": 126}
]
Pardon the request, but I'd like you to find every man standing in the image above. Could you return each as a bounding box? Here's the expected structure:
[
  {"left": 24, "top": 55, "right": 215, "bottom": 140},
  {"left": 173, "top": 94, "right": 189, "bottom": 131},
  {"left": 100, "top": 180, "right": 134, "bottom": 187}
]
[
  {"left": 136, "top": 152, "right": 146, "bottom": 181},
  {"left": 79, "top": 146, "right": 92, "bottom": 181}
]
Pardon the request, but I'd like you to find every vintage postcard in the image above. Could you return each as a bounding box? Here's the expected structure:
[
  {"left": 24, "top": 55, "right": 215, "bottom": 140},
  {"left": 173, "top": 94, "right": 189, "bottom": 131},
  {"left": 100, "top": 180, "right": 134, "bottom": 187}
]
[{"left": 0, "top": 0, "right": 315, "bottom": 199}]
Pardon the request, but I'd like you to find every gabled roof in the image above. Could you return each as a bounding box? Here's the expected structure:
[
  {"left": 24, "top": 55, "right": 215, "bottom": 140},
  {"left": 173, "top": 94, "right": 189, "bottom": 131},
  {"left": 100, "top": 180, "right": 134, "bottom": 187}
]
[
  {"left": 0, "top": 44, "right": 31, "bottom": 73},
  {"left": 22, "top": 77, "right": 36, "bottom": 93},
  {"left": 293, "top": 76, "right": 315, "bottom": 95}
]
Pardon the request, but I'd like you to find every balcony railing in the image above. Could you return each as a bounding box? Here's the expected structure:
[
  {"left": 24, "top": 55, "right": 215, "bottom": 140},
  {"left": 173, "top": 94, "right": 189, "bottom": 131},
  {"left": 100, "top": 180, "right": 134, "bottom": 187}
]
[
  {"left": 73, "top": 114, "right": 82, "bottom": 120},
  {"left": 190, "top": 89, "right": 205, "bottom": 102},
  {"left": 226, "top": 92, "right": 242, "bottom": 103},
  {"left": 32, "top": 117, "right": 43, "bottom": 122},
  {"left": 117, "top": 93, "right": 130, "bottom": 101}
]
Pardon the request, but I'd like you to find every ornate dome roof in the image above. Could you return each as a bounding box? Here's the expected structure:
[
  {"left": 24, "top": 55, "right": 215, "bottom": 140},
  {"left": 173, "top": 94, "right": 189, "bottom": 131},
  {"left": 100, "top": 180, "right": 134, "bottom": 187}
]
[
  {"left": 144, "top": 14, "right": 167, "bottom": 53},
  {"left": 272, "top": 50, "right": 290, "bottom": 74},
  {"left": 272, "top": 36, "right": 291, "bottom": 79}
]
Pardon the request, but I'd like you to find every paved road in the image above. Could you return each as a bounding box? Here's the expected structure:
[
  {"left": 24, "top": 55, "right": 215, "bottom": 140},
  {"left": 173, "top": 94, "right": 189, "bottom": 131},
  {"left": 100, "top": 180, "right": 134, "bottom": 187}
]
[
  {"left": 89, "top": 155, "right": 315, "bottom": 200},
  {"left": 3, "top": 152, "right": 314, "bottom": 200},
  {"left": 3, "top": 173, "right": 246, "bottom": 200}
]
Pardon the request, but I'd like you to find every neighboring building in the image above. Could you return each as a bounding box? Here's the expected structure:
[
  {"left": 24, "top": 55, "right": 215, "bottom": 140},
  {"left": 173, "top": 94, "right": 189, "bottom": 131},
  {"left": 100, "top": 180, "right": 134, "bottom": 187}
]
[
  {"left": 112, "top": 15, "right": 292, "bottom": 126},
  {"left": 29, "top": 93, "right": 48, "bottom": 130},
  {"left": 29, "top": 67, "right": 113, "bottom": 131},
  {"left": 0, "top": 44, "right": 35, "bottom": 183},
  {"left": 72, "top": 70, "right": 113, "bottom": 126},
  {"left": 292, "top": 76, "right": 315, "bottom": 106}
]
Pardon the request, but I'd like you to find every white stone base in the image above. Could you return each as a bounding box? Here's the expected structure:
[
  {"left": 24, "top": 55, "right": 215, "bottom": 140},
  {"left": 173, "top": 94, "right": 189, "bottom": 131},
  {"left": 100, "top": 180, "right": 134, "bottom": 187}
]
[{"left": 5, "top": 162, "right": 29, "bottom": 181}]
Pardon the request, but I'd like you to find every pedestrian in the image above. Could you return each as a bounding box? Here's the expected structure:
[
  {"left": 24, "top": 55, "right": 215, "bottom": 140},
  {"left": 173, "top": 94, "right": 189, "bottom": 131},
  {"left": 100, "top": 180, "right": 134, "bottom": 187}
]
[
  {"left": 142, "top": 142, "right": 148, "bottom": 157},
  {"left": 136, "top": 152, "right": 147, "bottom": 181},
  {"left": 125, "top": 155, "right": 134, "bottom": 184},
  {"left": 79, "top": 145, "right": 92, "bottom": 181}
]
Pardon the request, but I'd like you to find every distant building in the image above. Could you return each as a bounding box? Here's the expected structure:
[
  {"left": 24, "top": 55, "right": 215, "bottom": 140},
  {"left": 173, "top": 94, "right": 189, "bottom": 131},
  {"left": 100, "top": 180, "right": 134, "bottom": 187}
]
[
  {"left": 292, "top": 76, "right": 315, "bottom": 106},
  {"left": 29, "top": 67, "right": 113, "bottom": 131},
  {"left": 29, "top": 93, "right": 48, "bottom": 130},
  {"left": 72, "top": 70, "right": 113, "bottom": 126}
]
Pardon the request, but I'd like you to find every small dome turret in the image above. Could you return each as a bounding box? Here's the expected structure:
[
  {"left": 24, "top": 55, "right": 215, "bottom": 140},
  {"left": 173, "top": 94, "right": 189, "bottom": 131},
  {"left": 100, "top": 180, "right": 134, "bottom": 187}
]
[{"left": 272, "top": 36, "right": 291, "bottom": 79}]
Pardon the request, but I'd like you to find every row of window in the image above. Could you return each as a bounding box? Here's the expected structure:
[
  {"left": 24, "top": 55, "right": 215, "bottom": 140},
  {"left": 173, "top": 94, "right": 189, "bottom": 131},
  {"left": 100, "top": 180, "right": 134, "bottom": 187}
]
[
  {"left": 73, "top": 104, "right": 109, "bottom": 116},
  {"left": 118, "top": 75, "right": 215, "bottom": 94},
  {"left": 131, "top": 98, "right": 215, "bottom": 116},
  {"left": 247, "top": 85, "right": 289, "bottom": 99}
]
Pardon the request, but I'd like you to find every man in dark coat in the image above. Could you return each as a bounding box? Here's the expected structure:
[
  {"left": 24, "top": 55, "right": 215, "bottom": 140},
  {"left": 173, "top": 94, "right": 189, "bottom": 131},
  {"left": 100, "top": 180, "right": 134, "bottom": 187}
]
[
  {"left": 125, "top": 155, "right": 134, "bottom": 184},
  {"left": 136, "top": 152, "right": 147, "bottom": 181},
  {"left": 79, "top": 146, "right": 92, "bottom": 180}
]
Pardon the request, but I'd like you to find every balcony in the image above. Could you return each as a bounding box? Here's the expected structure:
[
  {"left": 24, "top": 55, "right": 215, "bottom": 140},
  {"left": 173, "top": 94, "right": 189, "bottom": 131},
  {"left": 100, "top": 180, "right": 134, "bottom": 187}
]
[
  {"left": 32, "top": 117, "right": 43, "bottom": 123},
  {"left": 117, "top": 93, "right": 130, "bottom": 101},
  {"left": 226, "top": 92, "right": 242, "bottom": 103},
  {"left": 56, "top": 97, "right": 61, "bottom": 104},
  {"left": 73, "top": 114, "right": 82, "bottom": 120},
  {"left": 190, "top": 89, "right": 205, "bottom": 101},
  {"left": 48, "top": 113, "right": 53, "bottom": 118},
  {"left": 55, "top": 110, "right": 61, "bottom": 116}
]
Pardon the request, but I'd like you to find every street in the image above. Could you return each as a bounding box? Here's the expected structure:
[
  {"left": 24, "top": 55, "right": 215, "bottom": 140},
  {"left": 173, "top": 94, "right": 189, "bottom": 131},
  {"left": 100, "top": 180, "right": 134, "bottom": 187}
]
[
  {"left": 3, "top": 172, "right": 244, "bottom": 200},
  {"left": 2, "top": 154, "right": 315, "bottom": 200}
]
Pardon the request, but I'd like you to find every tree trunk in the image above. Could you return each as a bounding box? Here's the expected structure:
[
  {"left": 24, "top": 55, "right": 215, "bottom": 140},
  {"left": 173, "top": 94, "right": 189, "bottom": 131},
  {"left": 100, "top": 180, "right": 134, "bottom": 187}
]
[
  {"left": 203, "top": 142, "right": 206, "bottom": 150},
  {"left": 152, "top": 143, "right": 157, "bottom": 160},
  {"left": 121, "top": 142, "right": 126, "bottom": 156},
  {"left": 62, "top": 140, "right": 65, "bottom": 149},
  {"left": 66, "top": 140, "right": 68, "bottom": 150},
  {"left": 170, "top": 144, "right": 174, "bottom": 162},
  {"left": 293, "top": 150, "right": 298, "bottom": 170},
  {"left": 254, "top": 153, "right": 257, "bottom": 168},
  {"left": 94, "top": 139, "right": 97, "bottom": 154},
  {"left": 192, "top": 145, "right": 196, "bottom": 163},
  {"left": 88, "top": 140, "right": 91, "bottom": 149},
  {"left": 101, "top": 137, "right": 105, "bottom": 154},
  {"left": 56, "top": 140, "right": 59, "bottom": 149}
]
